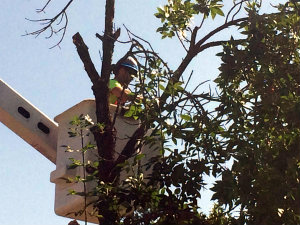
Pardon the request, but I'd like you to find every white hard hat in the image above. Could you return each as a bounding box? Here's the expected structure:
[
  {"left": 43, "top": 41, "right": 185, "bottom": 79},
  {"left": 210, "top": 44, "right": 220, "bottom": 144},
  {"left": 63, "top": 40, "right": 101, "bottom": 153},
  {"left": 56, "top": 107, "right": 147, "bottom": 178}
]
[{"left": 120, "top": 56, "right": 138, "bottom": 72}]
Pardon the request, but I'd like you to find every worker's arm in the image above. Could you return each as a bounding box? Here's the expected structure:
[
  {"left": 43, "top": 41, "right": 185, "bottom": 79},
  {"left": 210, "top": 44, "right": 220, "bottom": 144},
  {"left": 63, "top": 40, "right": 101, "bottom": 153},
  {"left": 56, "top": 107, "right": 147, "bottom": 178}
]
[{"left": 110, "top": 86, "right": 132, "bottom": 103}]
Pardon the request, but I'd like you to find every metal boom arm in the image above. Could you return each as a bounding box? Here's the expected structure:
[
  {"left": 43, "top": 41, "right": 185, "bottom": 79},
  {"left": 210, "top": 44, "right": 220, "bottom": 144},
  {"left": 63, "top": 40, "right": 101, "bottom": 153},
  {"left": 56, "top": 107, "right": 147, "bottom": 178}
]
[{"left": 0, "top": 79, "right": 57, "bottom": 164}]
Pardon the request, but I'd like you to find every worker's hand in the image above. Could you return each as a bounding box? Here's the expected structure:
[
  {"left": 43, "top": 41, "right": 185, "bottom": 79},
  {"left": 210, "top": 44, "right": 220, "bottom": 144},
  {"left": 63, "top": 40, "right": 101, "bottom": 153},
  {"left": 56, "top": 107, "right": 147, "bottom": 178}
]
[
  {"left": 136, "top": 94, "right": 143, "bottom": 101},
  {"left": 111, "top": 86, "right": 131, "bottom": 103},
  {"left": 126, "top": 92, "right": 142, "bottom": 102}
]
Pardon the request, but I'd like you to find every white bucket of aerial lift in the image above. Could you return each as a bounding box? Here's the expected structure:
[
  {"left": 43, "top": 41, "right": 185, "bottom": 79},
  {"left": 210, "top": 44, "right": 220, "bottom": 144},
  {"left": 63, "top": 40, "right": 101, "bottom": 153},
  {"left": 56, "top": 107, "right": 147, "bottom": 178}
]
[
  {"left": 50, "top": 99, "right": 160, "bottom": 223},
  {"left": 0, "top": 79, "right": 159, "bottom": 223}
]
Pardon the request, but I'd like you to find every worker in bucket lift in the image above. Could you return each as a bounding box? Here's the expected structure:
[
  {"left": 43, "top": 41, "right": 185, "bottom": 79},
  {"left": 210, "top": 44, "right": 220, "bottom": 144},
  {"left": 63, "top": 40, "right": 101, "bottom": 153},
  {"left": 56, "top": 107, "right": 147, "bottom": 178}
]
[{"left": 109, "top": 56, "right": 138, "bottom": 105}]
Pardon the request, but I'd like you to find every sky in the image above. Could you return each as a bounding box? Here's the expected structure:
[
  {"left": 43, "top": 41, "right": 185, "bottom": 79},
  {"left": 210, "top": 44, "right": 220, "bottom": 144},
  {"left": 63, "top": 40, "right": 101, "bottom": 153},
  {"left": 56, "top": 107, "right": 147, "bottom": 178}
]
[{"left": 0, "top": 0, "right": 279, "bottom": 224}]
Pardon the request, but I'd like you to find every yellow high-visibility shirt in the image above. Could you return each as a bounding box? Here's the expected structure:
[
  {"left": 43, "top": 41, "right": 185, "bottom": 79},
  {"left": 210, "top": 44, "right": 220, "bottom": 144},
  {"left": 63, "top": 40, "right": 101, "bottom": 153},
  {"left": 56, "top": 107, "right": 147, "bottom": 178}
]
[{"left": 109, "top": 79, "right": 122, "bottom": 104}]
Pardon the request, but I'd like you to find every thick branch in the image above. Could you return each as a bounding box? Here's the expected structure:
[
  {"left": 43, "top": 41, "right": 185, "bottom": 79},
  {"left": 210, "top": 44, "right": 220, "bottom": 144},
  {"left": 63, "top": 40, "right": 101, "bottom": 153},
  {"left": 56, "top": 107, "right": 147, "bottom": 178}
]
[
  {"left": 92, "top": 0, "right": 116, "bottom": 125},
  {"left": 196, "top": 39, "right": 246, "bottom": 53},
  {"left": 110, "top": 124, "right": 147, "bottom": 180},
  {"left": 100, "top": 0, "right": 116, "bottom": 84},
  {"left": 89, "top": 0, "right": 118, "bottom": 185},
  {"left": 194, "top": 17, "right": 247, "bottom": 50},
  {"left": 72, "top": 33, "right": 100, "bottom": 84},
  {"left": 160, "top": 51, "right": 196, "bottom": 104},
  {"left": 115, "top": 124, "right": 147, "bottom": 165},
  {"left": 190, "top": 26, "right": 200, "bottom": 47},
  {"left": 72, "top": 32, "right": 115, "bottom": 183},
  {"left": 160, "top": 17, "right": 248, "bottom": 104}
]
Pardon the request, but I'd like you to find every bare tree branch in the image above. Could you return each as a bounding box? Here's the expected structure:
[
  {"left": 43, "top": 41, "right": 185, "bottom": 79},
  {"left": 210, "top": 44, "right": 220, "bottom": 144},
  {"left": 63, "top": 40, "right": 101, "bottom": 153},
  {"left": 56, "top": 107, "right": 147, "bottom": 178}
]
[
  {"left": 123, "top": 25, "right": 155, "bottom": 53},
  {"left": 196, "top": 38, "right": 246, "bottom": 53},
  {"left": 111, "top": 123, "right": 147, "bottom": 179},
  {"left": 132, "top": 49, "right": 172, "bottom": 75},
  {"left": 24, "top": 0, "right": 74, "bottom": 48},
  {"left": 100, "top": 0, "right": 116, "bottom": 84},
  {"left": 159, "top": 17, "right": 247, "bottom": 104},
  {"left": 175, "top": 29, "right": 189, "bottom": 52},
  {"left": 190, "top": 26, "right": 200, "bottom": 47},
  {"left": 194, "top": 17, "right": 247, "bottom": 51},
  {"left": 36, "top": 0, "right": 53, "bottom": 13},
  {"left": 72, "top": 33, "right": 100, "bottom": 84},
  {"left": 225, "top": 0, "right": 247, "bottom": 23}
]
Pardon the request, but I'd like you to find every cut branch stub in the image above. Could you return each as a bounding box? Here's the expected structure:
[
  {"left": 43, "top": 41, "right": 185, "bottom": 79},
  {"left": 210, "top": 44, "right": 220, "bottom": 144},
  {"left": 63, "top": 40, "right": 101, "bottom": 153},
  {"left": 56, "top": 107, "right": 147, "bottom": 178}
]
[{"left": 72, "top": 32, "right": 100, "bottom": 84}]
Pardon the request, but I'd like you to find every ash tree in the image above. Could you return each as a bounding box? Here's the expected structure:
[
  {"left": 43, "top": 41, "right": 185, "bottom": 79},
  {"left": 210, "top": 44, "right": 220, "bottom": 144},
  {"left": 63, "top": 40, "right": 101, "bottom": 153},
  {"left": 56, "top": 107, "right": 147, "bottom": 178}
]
[{"left": 27, "top": 0, "right": 300, "bottom": 224}]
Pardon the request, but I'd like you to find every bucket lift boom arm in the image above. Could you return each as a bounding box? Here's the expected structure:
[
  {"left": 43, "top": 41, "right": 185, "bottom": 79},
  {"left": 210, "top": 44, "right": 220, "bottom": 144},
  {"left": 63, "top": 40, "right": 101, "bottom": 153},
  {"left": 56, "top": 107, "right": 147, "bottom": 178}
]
[{"left": 0, "top": 79, "right": 57, "bottom": 164}]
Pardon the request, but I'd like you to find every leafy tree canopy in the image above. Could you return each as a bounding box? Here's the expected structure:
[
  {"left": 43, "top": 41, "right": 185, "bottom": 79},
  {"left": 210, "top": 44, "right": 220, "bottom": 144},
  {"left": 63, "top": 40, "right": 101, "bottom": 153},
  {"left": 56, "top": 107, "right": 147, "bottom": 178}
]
[{"left": 27, "top": 0, "right": 300, "bottom": 224}]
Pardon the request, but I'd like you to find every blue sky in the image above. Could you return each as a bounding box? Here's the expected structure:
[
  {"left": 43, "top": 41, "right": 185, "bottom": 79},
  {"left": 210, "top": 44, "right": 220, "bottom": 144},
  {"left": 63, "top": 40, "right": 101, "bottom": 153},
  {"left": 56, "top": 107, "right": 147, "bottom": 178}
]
[{"left": 0, "top": 0, "right": 279, "bottom": 224}]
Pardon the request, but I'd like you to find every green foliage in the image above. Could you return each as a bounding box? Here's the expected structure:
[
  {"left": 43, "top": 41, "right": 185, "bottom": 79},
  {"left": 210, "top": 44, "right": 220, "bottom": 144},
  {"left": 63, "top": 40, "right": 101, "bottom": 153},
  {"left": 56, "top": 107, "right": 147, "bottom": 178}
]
[
  {"left": 58, "top": 1, "right": 300, "bottom": 224},
  {"left": 155, "top": 0, "right": 224, "bottom": 38},
  {"left": 211, "top": 3, "right": 300, "bottom": 224}
]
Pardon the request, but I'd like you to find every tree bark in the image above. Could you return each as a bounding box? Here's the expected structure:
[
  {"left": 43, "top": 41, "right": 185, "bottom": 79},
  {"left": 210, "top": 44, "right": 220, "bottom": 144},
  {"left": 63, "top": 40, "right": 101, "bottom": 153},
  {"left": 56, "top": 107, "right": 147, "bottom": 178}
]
[
  {"left": 73, "top": 32, "right": 100, "bottom": 84},
  {"left": 72, "top": 32, "right": 115, "bottom": 182}
]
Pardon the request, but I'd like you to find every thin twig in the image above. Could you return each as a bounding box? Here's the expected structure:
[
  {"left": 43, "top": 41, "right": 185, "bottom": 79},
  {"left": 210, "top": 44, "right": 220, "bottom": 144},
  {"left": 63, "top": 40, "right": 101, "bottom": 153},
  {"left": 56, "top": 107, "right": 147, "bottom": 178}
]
[
  {"left": 36, "top": 0, "right": 52, "bottom": 13},
  {"left": 175, "top": 29, "right": 189, "bottom": 52},
  {"left": 25, "top": 0, "right": 74, "bottom": 48},
  {"left": 231, "top": 1, "right": 244, "bottom": 22},
  {"left": 225, "top": 0, "right": 247, "bottom": 23},
  {"left": 123, "top": 24, "right": 155, "bottom": 53}
]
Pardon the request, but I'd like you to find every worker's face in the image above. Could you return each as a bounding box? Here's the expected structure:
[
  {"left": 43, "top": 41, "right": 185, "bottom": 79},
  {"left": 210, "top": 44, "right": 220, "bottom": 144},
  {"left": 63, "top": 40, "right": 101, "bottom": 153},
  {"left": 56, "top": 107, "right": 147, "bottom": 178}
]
[{"left": 116, "top": 67, "right": 132, "bottom": 85}]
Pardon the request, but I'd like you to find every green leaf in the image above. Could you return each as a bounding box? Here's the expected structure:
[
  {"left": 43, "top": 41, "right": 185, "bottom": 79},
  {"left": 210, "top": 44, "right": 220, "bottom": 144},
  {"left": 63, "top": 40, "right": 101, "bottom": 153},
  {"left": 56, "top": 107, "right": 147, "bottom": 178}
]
[
  {"left": 124, "top": 109, "right": 133, "bottom": 117},
  {"left": 68, "top": 158, "right": 82, "bottom": 169},
  {"left": 68, "top": 131, "right": 77, "bottom": 137},
  {"left": 210, "top": 7, "right": 224, "bottom": 19},
  {"left": 135, "top": 154, "right": 145, "bottom": 161},
  {"left": 68, "top": 189, "right": 77, "bottom": 195},
  {"left": 181, "top": 114, "right": 191, "bottom": 121},
  {"left": 159, "top": 84, "right": 165, "bottom": 90},
  {"left": 214, "top": 7, "right": 224, "bottom": 16}
]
